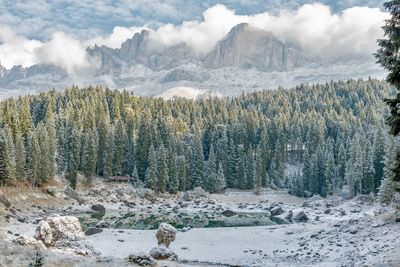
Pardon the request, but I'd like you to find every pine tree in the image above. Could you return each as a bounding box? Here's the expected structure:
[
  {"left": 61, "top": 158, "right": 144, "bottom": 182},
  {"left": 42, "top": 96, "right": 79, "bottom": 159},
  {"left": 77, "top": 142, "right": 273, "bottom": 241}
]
[
  {"left": 379, "top": 137, "right": 398, "bottom": 202},
  {"left": 0, "top": 126, "right": 11, "bottom": 185},
  {"left": 376, "top": 0, "right": 400, "bottom": 185},
  {"left": 103, "top": 128, "right": 113, "bottom": 179},
  {"left": 4, "top": 126, "right": 16, "bottom": 184},
  {"left": 131, "top": 165, "right": 139, "bottom": 186},
  {"left": 176, "top": 156, "right": 187, "bottom": 192},
  {"left": 65, "top": 127, "right": 80, "bottom": 189},
  {"left": 215, "top": 163, "right": 226, "bottom": 193},
  {"left": 14, "top": 132, "right": 25, "bottom": 181},
  {"left": 112, "top": 120, "right": 126, "bottom": 176},
  {"left": 253, "top": 150, "right": 262, "bottom": 195},
  {"left": 189, "top": 136, "right": 204, "bottom": 189},
  {"left": 26, "top": 131, "right": 40, "bottom": 187},
  {"left": 146, "top": 144, "right": 158, "bottom": 192},
  {"left": 205, "top": 144, "right": 217, "bottom": 192},
  {"left": 37, "top": 124, "right": 52, "bottom": 185},
  {"left": 158, "top": 144, "right": 169, "bottom": 193},
  {"left": 82, "top": 130, "right": 97, "bottom": 183}
]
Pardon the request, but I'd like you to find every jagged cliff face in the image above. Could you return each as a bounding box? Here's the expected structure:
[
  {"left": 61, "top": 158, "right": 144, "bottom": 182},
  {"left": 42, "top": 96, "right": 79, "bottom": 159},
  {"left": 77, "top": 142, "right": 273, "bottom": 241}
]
[
  {"left": 0, "top": 23, "right": 385, "bottom": 99},
  {"left": 204, "top": 23, "right": 312, "bottom": 71},
  {"left": 87, "top": 24, "right": 313, "bottom": 73}
]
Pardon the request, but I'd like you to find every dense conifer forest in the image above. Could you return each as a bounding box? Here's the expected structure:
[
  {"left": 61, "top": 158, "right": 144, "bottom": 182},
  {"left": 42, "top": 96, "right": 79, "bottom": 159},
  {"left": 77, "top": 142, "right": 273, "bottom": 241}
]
[{"left": 0, "top": 79, "right": 395, "bottom": 198}]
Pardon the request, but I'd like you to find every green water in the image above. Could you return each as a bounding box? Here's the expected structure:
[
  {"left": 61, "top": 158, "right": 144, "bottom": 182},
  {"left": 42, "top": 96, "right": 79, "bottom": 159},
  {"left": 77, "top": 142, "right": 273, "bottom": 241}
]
[{"left": 77, "top": 210, "right": 288, "bottom": 230}]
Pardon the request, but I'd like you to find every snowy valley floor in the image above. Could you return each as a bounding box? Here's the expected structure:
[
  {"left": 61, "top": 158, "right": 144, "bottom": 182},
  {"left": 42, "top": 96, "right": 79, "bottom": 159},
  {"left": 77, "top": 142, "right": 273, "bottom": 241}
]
[{"left": 0, "top": 180, "right": 400, "bottom": 267}]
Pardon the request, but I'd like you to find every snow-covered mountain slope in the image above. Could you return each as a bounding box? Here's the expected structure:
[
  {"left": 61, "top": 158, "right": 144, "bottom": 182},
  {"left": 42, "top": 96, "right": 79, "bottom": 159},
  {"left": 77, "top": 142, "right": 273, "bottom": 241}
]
[{"left": 0, "top": 23, "right": 386, "bottom": 99}]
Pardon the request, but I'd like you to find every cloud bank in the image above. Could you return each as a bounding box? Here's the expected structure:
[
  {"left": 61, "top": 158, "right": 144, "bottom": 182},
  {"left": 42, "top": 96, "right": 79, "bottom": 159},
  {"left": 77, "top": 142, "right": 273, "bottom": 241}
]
[{"left": 0, "top": 3, "right": 389, "bottom": 72}]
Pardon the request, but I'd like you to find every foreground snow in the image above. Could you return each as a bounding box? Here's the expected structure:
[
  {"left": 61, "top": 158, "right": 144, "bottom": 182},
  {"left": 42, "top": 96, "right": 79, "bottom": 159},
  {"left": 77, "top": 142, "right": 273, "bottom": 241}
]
[{"left": 0, "top": 183, "right": 399, "bottom": 266}]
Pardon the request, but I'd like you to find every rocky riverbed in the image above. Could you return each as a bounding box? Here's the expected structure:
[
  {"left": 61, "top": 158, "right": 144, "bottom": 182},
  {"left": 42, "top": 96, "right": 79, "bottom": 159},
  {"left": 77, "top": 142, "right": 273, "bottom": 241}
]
[{"left": 0, "top": 178, "right": 399, "bottom": 266}]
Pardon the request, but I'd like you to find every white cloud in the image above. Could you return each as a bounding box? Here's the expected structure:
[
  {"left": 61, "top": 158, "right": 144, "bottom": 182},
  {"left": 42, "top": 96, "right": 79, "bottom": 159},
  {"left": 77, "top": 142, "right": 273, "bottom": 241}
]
[
  {"left": 146, "top": 3, "right": 388, "bottom": 58},
  {"left": 36, "top": 32, "right": 89, "bottom": 74},
  {"left": 0, "top": 3, "right": 389, "bottom": 71},
  {"left": 0, "top": 25, "right": 42, "bottom": 68},
  {"left": 85, "top": 26, "right": 144, "bottom": 48}
]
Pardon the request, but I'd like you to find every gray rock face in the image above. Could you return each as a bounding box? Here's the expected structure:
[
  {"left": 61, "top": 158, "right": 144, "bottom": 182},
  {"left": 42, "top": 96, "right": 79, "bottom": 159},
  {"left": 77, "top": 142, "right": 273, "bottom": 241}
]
[
  {"left": 128, "top": 253, "right": 156, "bottom": 266},
  {"left": 149, "top": 244, "right": 177, "bottom": 260},
  {"left": 156, "top": 223, "right": 177, "bottom": 248},
  {"left": 34, "top": 216, "right": 84, "bottom": 246},
  {"left": 205, "top": 23, "right": 314, "bottom": 71},
  {"left": 85, "top": 227, "right": 103, "bottom": 236}
]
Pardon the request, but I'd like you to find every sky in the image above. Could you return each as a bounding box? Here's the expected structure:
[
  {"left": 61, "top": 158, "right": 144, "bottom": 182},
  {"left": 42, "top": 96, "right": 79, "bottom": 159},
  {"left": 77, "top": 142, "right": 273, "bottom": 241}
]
[{"left": 0, "top": 0, "right": 389, "bottom": 72}]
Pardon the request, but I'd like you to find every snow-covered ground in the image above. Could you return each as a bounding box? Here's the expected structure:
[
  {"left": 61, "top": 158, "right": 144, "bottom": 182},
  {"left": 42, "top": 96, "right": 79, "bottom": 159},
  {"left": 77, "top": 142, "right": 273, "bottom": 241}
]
[{"left": 0, "top": 181, "right": 399, "bottom": 267}]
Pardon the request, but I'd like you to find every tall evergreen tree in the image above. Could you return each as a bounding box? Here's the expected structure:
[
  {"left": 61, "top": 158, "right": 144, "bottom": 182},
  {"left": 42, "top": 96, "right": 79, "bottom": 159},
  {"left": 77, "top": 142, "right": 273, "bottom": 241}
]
[{"left": 376, "top": 0, "right": 400, "bottom": 187}]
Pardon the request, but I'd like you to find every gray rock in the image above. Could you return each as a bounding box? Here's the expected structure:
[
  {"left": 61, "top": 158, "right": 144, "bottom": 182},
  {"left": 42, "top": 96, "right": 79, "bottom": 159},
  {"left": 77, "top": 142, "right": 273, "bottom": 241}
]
[
  {"left": 45, "top": 186, "right": 57, "bottom": 196},
  {"left": 0, "top": 190, "right": 11, "bottom": 208},
  {"left": 34, "top": 220, "right": 53, "bottom": 246},
  {"left": 85, "top": 227, "right": 103, "bottom": 236},
  {"left": 34, "top": 215, "right": 84, "bottom": 246},
  {"left": 292, "top": 210, "right": 308, "bottom": 222},
  {"left": 91, "top": 204, "right": 106, "bottom": 213},
  {"left": 222, "top": 210, "right": 237, "bottom": 217},
  {"left": 149, "top": 244, "right": 177, "bottom": 260},
  {"left": 156, "top": 223, "right": 177, "bottom": 248},
  {"left": 128, "top": 253, "right": 156, "bottom": 266},
  {"left": 65, "top": 187, "right": 85, "bottom": 205},
  {"left": 270, "top": 206, "right": 284, "bottom": 216},
  {"left": 95, "top": 220, "right": 111, "bottom": 228}
]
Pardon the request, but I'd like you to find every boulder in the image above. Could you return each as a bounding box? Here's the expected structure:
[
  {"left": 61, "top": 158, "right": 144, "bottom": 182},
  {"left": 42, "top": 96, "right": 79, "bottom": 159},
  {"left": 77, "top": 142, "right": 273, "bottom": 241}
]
[
  {"left": 34, "top": 215, "right": 84, "bottom": 246},
  {"left": 221, "top": 210, "right": 237, "bottom": 217},
  {"left": 0, "top": 190, "right": 11, "bottom": 208},
  {"left": 270, "top": 205, "right": 284, "bottom": 216},
  {"left": 128, "top": 253, "right": 156, "bottom": 266},
  {"left": 285, "top": 210, "right": 293, "bottom": 221},
  {"left": 34, "top": 220, "right": 53, "bottom": 246},
  {"left": 91, "top": 204, "right": 106, "bottom": 213},
  {"left": 85, "top": 227, "right": 103, "bottom": 236},
  {"left": 45, "top": 186, "right": 57, "bottom": 196},
  {"left": 156, "top": 223, "right": 177, "bottom": 248},
  {"left": 292, "top": 210, "right": 308, "bottom": 222},
  {"left": 181, "top": 187, "right": 208, "bottom": 201},
  {"left": 149, "top": 244, "right": 177, "bottom": 260},
  {"left": 96, "top": 220, "right": 111, "bottom": 228},
  {"left": 65, "top": 187, "right": 85, "bottom": 205},
  {"left": 13, "top": 235, "right": 46, "bottom": 250}
]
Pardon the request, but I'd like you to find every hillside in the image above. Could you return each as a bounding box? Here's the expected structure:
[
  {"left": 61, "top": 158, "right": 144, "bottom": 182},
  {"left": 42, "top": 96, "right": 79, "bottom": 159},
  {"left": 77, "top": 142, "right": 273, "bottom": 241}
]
[{"left": 0, "top": 79, "right": 394, "bottom": 199}]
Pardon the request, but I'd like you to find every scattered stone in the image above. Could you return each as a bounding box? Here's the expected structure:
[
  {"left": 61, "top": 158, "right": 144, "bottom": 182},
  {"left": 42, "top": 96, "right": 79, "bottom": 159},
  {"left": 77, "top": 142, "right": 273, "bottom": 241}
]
[
  {"left": 0, "top": 190, "right": 11, "bottom": 208},
  {"left": 85, "top": 227, "right": 103, "bottom": 236},
  {"left": 91, "top": 204, "right": 106, "bottom": 213},
  {"left": 156, "top": 223, "right": 177, "bottom": 248},
  {"left": 128, "top": 253, "right": 156, "bottom": 266},
  {"left": 285, "top": 210, "right": 293, "bottom": 221},
  {"left": 181, "top": 187, "right": 208, "bottom": 201},
  {"left": 96, "top": 220, "right": 111, "bottom": 228},
  {"left": 65, "top": 187, "right": 85, "bottom": 205},
  {"left": 13, "top": 235, "right": 46, "bottom": 250},
  {"left": 45, "top": 186, "right": 57, "bottom": 196},
  {"left": 149, "top": 244, "right": 177, "bottom": 260},
  {"left": 292, "top": 210, "right": 308, "bottom": 222},
  {"left": 270, "top": 206, "right": 284, "bottom": 216},
  {"left": 222, "top": 210, "right": 237, "bottom": 217}
]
